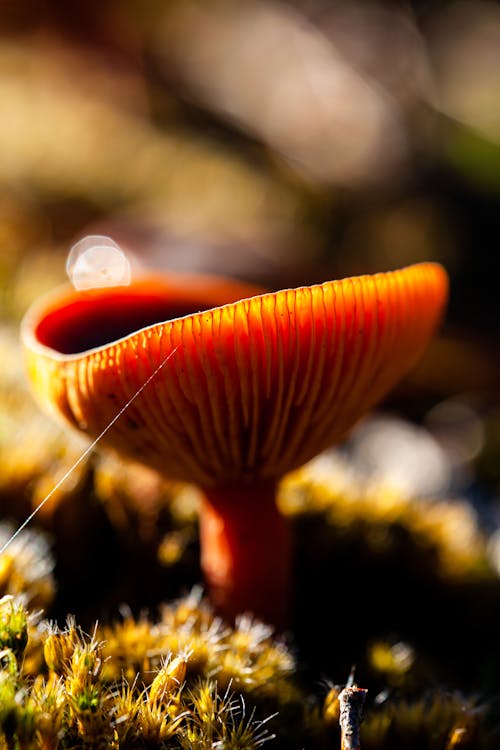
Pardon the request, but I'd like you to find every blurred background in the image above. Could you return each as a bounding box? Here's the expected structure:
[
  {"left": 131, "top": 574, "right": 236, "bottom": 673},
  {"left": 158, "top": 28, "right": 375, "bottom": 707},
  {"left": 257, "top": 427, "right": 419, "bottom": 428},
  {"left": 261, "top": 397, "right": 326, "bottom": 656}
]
[
  {"left": 2, "top": 0, "right": 500, "bottom": 552},
  {"left": 4, "top": 0, "right": 500, "bottom": 705}
]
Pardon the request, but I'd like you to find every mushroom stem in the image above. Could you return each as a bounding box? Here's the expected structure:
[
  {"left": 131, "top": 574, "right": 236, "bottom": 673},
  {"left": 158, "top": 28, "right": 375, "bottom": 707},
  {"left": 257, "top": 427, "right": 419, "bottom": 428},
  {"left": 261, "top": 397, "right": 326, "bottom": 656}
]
[{"left": 199, "top": 482, "right": 291, "bottom": 629}]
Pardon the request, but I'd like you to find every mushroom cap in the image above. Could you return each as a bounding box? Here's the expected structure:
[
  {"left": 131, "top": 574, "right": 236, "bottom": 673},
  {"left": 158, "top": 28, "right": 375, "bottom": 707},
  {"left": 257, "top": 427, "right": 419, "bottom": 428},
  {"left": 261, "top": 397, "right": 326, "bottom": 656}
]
[{"left": 21, "top": 263, "right": 448, "bottom": 487}]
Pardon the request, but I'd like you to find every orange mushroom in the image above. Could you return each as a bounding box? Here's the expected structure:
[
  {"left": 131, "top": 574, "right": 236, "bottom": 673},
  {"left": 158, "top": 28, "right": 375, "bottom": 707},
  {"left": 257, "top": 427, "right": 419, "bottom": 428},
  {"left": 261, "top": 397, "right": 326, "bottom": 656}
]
[{"left": 20, "top": 263, "right": 448, "bottom": 629}]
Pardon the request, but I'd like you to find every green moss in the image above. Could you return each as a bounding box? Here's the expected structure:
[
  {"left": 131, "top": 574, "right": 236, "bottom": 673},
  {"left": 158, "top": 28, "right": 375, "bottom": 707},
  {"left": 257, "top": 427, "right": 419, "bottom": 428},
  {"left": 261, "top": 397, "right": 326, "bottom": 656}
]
[{"left": 1, "top": 322, "right": 500, "bottom": 747}]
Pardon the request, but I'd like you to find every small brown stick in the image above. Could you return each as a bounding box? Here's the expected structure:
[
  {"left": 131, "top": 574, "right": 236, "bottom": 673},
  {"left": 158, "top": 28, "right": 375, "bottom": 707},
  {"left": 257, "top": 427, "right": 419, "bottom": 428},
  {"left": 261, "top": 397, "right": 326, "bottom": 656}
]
[{"left": 338, "top": 685, "right": 368, "bottom": 750}]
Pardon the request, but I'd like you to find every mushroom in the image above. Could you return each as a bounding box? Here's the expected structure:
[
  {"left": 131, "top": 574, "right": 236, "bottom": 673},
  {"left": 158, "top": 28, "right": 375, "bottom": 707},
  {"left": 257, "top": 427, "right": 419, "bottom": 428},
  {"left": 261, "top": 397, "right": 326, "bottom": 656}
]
[{"left": 20, "top": 262, "right": 448, "bottom": 628}]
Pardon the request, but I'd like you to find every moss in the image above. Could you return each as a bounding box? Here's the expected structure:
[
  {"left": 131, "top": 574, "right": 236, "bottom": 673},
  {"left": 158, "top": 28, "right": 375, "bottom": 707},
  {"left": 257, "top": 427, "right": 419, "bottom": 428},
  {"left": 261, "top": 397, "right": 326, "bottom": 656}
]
[{"left": 1, "top": 321, "right": 500, "bottom": 747}]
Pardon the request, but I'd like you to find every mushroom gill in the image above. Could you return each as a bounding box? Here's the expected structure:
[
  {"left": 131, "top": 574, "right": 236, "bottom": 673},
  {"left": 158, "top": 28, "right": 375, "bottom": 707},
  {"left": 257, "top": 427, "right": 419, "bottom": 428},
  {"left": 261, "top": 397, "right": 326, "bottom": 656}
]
[{"left": 21, "top": 262, "right": 449, "bottom": 628}]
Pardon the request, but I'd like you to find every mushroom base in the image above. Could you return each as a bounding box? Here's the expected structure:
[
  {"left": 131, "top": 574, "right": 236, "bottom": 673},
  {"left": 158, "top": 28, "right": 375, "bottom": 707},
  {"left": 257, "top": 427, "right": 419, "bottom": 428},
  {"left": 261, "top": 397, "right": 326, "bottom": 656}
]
[{"left": 199, "top": 481, "right": 291, "bottom": 630}]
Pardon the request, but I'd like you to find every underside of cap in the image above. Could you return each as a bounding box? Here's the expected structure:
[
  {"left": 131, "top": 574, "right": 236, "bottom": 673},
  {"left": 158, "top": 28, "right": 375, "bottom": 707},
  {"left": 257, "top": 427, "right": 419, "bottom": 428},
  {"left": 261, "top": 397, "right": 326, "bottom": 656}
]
[{"left": 22, "top": 263, "right": 449, "bottom": 487}]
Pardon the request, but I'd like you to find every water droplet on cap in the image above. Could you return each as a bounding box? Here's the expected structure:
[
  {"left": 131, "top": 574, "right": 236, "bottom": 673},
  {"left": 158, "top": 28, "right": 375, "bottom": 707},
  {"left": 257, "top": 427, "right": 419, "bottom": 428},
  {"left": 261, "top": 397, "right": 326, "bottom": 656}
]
[{"left": 67, "top": 235, "right": 131, "bottom": 290}]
